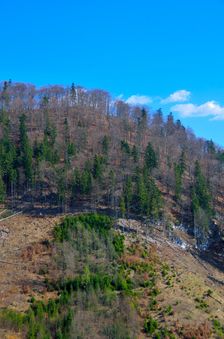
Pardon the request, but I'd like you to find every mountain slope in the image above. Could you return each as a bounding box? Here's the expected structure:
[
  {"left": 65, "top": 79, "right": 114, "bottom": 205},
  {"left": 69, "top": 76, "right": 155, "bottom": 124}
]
[{"left": 0, "top": 212, "right": 224, "bottom": 338}]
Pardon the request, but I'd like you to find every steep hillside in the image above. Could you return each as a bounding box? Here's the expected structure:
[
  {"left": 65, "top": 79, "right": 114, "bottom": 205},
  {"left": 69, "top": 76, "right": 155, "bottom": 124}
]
[
  {"left": 0, "top": 80, "right": 224, "bottom": 250},
  {"left": 0, "top": 212, "right": 224, "bottom": 338},
  {"left": 0, "top": 80, "right": 224, "bottom": 338}
]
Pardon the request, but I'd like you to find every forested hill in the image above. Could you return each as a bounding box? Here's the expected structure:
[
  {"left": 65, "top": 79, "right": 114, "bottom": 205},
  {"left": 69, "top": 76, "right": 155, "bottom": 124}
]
[{"left": 0, "top": 80, "right": 224, "bottom": 248}]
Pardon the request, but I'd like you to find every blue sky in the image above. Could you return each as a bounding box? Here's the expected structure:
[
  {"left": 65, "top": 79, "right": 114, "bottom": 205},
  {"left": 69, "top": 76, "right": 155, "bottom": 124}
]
[{"left": 1, "top": 0, "right": 224, "bottom": 145}]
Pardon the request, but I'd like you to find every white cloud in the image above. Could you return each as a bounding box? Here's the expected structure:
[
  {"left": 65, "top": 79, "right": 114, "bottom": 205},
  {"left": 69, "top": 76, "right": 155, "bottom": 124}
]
[
  {"left": 116, "top": 94, "right": 124, "bottom": 100},
  {"left": 162, "top": 90, "right": 191, "bottom": 104},
  {"left": 126, "top": 95, "right": 152, "bottom": 106},
  {"left": 172, "top": 101, "right": 224, "bottom": 120}
]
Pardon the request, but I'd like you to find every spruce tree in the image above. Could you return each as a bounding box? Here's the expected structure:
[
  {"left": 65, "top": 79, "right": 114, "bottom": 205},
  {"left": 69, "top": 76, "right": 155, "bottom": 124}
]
[
  {"left": 121, "top": 140, "right": 131, "bottom": 155},
  {"left": 0, "top": 114, "right": 17, "bottom": 195},
  {"left": 0, "top": 170, "right": 6, "bottom": 203},
  {"left": 119, "top": 196, "right": 126, "bottom": 218},
  {"left": 179, "top": 150, "right": 186, "bottom": 174},
  {"left": 92, "top": 155, "right": 104, "bottom": 180},
  {"left": 42, "top": 114, "right": 58, "bottom": 164},
  {"left": 192, "top": 161, "right": 213, "bottom": 247},
  {"left": 70, "top": 82, "right": 77, "bottom": 104},
  {"left": 193, "top": 161, "right": 212, "bottom": 215},
  {"left": 73, "top": 168, "right": 92, "bottom": 196},
  {"left": 145, "top": 175, "right": 163, "bottom": 220},
  {"left": 19, "top": 114, "right": 33, "bottom": 183},
  {"left": 144, "top": 142, "right": 158, "bottom": 173},
  {"left": 136, "top": 173, "right": 148, "bottom": 215},
  {"left": 135, "top": 169, "right": 162, "bottom": 219},
  {"left": 132, "top": 145, "right": 139, "bottom": 163},
  {"left": 102, "top": 135, "right": 110, "bottom": 157}
]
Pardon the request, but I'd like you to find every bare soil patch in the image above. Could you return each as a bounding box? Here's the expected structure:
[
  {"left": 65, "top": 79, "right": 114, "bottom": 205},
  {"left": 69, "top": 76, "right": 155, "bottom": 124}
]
[{"left": 0, "top": 213, "right": 59, "bottom": 312}]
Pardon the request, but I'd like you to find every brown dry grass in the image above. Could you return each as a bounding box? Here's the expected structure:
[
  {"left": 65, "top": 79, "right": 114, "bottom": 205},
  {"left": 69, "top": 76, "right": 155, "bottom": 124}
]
[{"left": 0, "top": 213, "right": 60, "bottom": 312}]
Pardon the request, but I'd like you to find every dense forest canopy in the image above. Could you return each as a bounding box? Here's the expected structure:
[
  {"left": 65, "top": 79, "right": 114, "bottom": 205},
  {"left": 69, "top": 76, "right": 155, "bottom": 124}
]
[{"left": 0, "top": 80, "right": 224, "bottom": 246}]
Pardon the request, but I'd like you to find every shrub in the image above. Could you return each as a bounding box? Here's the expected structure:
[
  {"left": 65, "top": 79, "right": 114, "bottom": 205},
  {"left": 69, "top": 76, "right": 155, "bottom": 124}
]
[
  {"left": 213, "top": 319, "right": 224, "bottom": 337},
  {"left": 155, "top": 328, "right": 176, "bottom": 339},
  {"left": 164, "top": 305, "right": 174, "bottom": 316},
  {"left": 149, "top": 287, "right": 160, "bottom": 297},
  {"left": 113, "top": 234, "right": 125, "bottom": 255},
  {"left": 144, "top": 317, "right": 158, "bottom": 335},
  {"left": 148, "top": 298, "right": 157, "bottom": 311},
  {"left": 194, "top": 297, "right": 209, "bottom": 310},
  {"left": 0, "top": 309, "right": 25, "bottom": 331},
  {"left": 54, "top": 213, "right": 113, "bottom": 242}
]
